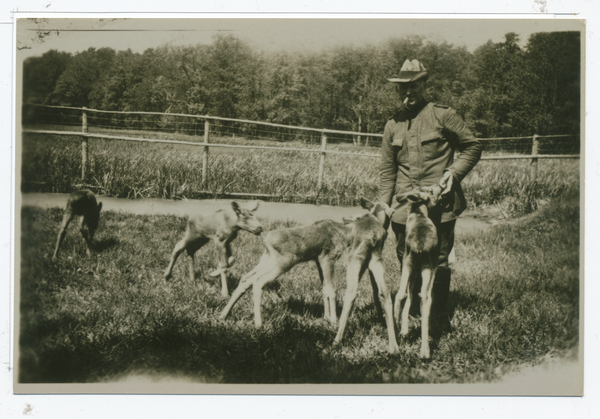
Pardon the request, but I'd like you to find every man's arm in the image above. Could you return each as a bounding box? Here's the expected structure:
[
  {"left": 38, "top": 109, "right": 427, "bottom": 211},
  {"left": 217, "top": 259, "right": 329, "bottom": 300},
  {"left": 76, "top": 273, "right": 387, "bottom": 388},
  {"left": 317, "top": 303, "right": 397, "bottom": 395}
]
[
  {"left": 440, "top": 107, "right": 482, "bottom": 183},
  {"left": 378, "top": 122, "right": 398, "bottom": 205}
]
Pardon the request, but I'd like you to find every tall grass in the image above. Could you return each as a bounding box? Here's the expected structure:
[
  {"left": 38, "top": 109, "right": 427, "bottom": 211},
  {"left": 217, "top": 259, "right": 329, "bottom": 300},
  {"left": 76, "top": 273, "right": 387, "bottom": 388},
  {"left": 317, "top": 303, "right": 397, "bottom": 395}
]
[
  {"left": 21, "top": 131, "right": 579, "bottom": 216},
  {"left": 463, "top": 159, "right": 580, "bottom": 217},
  {"left": 19, "top": 195, "right": 579, "bottom": 384}
]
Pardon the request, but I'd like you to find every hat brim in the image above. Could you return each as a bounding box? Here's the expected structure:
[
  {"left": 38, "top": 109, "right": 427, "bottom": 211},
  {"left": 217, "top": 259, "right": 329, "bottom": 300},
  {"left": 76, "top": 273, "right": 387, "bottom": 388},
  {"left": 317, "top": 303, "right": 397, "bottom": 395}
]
[{"left": 387, "top": 71, "right": 429, "bottom": 83}]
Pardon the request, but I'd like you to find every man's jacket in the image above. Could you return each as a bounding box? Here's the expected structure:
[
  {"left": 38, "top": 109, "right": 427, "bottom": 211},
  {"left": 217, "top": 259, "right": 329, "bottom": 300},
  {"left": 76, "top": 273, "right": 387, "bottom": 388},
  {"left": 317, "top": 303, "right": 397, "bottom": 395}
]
[{"left": 378, "top": 100, "right": 482, "bottom": 225}]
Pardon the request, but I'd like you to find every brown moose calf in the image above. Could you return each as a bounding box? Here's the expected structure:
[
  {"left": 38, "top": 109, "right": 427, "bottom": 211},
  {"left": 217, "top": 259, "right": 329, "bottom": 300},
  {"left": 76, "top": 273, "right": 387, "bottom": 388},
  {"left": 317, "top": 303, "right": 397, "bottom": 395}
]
[
  {"left": 52, "top": 189, "right": 103, "bottom": 260},
  {"left": 163, "top": 201, "right": 263, "bottom": 297}
]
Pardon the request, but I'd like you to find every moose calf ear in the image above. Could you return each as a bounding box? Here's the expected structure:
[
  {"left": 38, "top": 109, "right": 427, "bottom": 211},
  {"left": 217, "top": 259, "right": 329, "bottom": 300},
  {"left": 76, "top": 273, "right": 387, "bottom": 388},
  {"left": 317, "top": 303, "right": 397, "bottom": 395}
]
[
  {"left": 342, "top": 215, "right": 359, "bottom": 224},
  {"left": 370, "top": 203, "right": 388, "bottom": 225},
  {"left": 248, "top": 201, "right": 260, "bottom": 212},
  {"left": 231, "top": 201, "right": 241, "bottom": 214},
  {"left": 369, "top": 202, "right": 384, "bottom": 215},
  {"left": 97, "top": 202, "right": 103, "bottom": 212},
  {"left": 359, "top": 197, "right": 374, "bottom": 210}
]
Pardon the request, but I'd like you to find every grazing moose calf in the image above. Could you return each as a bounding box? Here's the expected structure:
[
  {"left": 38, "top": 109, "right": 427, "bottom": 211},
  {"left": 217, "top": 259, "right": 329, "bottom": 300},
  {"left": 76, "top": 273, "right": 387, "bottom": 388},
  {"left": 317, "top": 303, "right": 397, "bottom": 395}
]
[
  {"left": 393, "top": 185, "right": 442, "bottom": 359},
  {"left": 163, "top": 201, "right": 263, "bottom": 298},
  {"left": 219, "top": 198, "right": 399, "bottom": 354},
  {"left": 52, "top": 189, "right": 103, "bottom": 260}
]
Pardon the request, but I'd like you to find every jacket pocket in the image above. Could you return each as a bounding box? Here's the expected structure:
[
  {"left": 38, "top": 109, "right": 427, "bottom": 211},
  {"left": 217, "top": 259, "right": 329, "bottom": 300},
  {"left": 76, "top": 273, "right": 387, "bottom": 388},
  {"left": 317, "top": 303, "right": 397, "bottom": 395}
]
[
  {"left": 392, "top": 137, "right": 408, "bottom": 163},
  {"left": 420, "top": 131, "right": 447, "bottom": 161}
]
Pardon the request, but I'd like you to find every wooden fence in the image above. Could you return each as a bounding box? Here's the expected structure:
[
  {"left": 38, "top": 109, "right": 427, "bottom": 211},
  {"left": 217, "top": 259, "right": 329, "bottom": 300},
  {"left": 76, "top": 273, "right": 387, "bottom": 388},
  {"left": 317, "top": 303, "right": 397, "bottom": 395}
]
[{"left": 22, "top": 105, "right": 580, "bottom": 190}]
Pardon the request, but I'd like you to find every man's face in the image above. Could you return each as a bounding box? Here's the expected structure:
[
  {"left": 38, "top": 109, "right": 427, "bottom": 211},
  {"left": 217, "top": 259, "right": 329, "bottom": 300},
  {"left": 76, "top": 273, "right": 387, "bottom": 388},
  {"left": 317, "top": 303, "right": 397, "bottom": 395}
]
[{"left": 397, "top": 80, "right": 426, "bottom": 109}]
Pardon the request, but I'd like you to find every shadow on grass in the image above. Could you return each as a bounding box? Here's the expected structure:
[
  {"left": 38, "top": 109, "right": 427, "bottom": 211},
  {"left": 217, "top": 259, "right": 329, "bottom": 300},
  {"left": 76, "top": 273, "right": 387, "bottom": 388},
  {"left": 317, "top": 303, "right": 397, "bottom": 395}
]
[
  {"left": 285, "top": 297, "right": 324, "bottom": 319},
  {"left": 94, "top": 237, "right": 119, "bottom": 253},
  {"left": 19, "top": 314, "right": 422, "bottom": 384},
  {"left": 449, "top": 289, "right": 485, "bottom": 318}
]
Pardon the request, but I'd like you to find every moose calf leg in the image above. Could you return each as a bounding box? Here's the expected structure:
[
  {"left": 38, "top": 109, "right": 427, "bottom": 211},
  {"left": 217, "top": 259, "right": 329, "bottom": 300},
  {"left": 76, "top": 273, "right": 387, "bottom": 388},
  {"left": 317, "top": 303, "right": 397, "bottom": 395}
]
[
  {"left": 52, "top": 212, "right": 73, "bottom": 260},
  {"left": 419, "top": 267, "right": 435, "bottom": 359},
  {"left": 323, "top": 280, "right": 337, "bottom": 324},
  {"left": 78, "top": 217, "right": 94, "bottom": 256},
  {"left": 164, "top": 240, "right": 188, "bottom": 280},
  {"left": 220, "top": 269, "right": 257, "bottom": 320},
  {"left": 215, "top": 242, "right": 233, "bottom": 298},
  {"left": 251, "top": 264, "right": 288, "bottom": 328},
  {"left": 369, "top": 257, "right": 399, "bottom": 353},
  {"left": 316, "top": 259, "right": 337, "bottom": 324},
  {"left": 333, "top": 259, "right": 364, "bottom": 346},
  {"left": 394, "top": 256, "right": 413, "bottom": 335},
  {"left": 368, "top": 271, "right": 385, "bottom": 324},
  {"left": 187, "top": 250, "right": 196, "bottom": 282}
]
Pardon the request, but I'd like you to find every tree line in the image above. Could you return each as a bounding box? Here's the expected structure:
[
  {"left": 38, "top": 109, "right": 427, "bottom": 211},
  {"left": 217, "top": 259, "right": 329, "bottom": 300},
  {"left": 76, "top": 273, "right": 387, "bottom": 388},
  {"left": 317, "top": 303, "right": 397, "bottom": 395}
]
[{"left": 22, "top": 31, "right": 580, "bottom": 139}]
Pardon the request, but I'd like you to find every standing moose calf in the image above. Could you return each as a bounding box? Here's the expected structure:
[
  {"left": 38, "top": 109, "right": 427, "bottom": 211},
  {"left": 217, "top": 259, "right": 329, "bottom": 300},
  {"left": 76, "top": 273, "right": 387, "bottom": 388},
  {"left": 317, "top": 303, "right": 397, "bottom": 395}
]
[
  {"left": 394, "top": 185, "right": 442, "bottom": 359},
  {"left": 163, "top": 201, "right": 263, "bottom": 297},
  {"left": 53, "top": 189, "right": 103, "bottom": 260},
  {"left": 220, "top": 198, "right": 399, "bottom": 354}
]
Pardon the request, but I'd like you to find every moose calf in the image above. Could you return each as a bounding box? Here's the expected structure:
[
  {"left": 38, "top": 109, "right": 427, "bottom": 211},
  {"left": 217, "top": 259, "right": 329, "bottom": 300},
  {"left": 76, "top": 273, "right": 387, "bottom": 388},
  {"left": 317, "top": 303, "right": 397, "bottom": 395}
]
[
  {"left": 220, "top": 198, "right": 399, "bottom": 353},
  {"left": 394, "top": 185, "right": 442, "bottom": 359},
  {"left": 164, "top": 201, "right": 263, "bottom": 298},
  {"left": 52, "top": 189, "right": 103, "bottom": 260}
]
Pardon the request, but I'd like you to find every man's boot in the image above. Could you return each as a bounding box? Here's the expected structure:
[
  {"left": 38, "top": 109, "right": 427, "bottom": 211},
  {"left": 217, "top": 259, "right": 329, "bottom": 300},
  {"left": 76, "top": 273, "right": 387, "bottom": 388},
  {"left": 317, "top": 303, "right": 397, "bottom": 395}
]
[{"left": 431, "top": 266, "right": 452, "bottom": 338}]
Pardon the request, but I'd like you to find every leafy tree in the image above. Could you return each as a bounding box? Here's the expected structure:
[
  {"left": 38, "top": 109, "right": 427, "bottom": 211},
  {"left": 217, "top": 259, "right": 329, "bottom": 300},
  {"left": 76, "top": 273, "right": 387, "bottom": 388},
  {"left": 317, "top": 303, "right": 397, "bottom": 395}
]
[
  {"left": 511, "top": 31, "right": 580, "bottom": 135},
  {"left": 25, "top": 30, "right": 580, "bottom": 143},
  {"left": 91, "top": 49, "right": 145, "bottom": 111},
  {"left": 460, "top": 33, "right": 524, "bottom": 137},
  {"left": 23, "top": 49, "right": 71, "bottom": 104},
  {"left": 262, "top": 52, "right": 307, "bottom": 125},
  {"left": 50, "top": 47, "right": 116, "bottom": 107}
]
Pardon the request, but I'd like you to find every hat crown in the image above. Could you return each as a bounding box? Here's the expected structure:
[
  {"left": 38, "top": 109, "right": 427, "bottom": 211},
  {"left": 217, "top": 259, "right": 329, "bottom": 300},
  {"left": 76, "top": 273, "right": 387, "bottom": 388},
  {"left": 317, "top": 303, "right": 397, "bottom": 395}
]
[
  {"left": 400, "top": 59, "right": 426, "bottom": 73},
  {"left": 387, "top": 58, "right": 429, "bottom": 83}
]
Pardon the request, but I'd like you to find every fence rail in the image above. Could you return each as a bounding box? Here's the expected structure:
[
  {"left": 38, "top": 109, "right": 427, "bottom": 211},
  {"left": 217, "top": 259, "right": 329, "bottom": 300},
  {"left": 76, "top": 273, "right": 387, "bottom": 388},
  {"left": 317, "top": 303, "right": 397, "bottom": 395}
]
[
  {"left": 22, "top": 128, "right": 580, "bottom": 162},
  {"left": 21, "top": 104, "right": 581, "bottom": 202}
]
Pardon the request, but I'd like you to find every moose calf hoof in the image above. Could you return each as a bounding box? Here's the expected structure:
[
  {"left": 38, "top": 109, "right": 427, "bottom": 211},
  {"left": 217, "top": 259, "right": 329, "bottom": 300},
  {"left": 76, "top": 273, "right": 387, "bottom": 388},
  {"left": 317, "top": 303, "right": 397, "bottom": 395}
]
[{"left": 387, "top": 341, "right": 400, "bottom": 353}]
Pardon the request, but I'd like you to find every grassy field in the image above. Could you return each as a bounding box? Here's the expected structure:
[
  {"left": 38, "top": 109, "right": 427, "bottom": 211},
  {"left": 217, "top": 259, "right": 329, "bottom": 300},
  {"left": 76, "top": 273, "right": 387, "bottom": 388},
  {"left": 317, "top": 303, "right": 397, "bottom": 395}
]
[
  {"left": 21, "top": 129, "right": 579, "bottom": 216},
  {"left": 18, "top": 193, "right": 580, "bottom": 384}
]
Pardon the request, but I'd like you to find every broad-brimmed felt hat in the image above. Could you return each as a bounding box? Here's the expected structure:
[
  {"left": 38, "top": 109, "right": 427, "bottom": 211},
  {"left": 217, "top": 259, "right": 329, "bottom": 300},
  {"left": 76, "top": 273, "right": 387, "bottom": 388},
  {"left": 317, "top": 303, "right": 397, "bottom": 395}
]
[{"left": 387, "top": 59, "right": 429, "bottom": 83}]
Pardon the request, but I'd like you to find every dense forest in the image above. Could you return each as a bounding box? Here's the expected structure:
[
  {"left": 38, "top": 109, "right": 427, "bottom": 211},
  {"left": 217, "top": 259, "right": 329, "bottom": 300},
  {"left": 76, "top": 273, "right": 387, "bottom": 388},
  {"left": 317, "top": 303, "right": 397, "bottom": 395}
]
[{"left": 22, "top": 31, "right": 580, "bottom": 138}]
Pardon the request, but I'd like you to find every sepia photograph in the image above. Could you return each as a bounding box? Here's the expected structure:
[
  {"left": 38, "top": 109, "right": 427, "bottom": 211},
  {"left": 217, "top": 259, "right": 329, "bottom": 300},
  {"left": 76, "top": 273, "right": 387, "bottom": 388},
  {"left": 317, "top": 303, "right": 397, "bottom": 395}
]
[{"left": 13, "top": 16, "right": 583, "bottom": 395}]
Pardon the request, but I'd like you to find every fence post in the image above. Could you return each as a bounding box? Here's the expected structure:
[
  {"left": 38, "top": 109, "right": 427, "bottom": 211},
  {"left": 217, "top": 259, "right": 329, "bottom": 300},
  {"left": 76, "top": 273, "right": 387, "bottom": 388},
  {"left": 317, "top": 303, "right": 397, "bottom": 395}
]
[
  {"left": 81, "top": 107, "right": 88, "bottom": 180},
  {"left": 317, "top": 132, "right": 328, "bottom": 193},
  {"left": 531, "top": 134, "right": 539, "bottom": 182},
  {"left": 202, "top": 119, "right": 209, "bottom": 186}
]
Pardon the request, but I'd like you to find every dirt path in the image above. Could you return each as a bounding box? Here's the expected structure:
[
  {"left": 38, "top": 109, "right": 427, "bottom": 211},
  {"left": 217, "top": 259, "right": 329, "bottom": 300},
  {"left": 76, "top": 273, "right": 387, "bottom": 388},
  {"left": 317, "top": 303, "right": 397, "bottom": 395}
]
[{"left": 20, "top": 192, "right": 491, "bottom": 235}]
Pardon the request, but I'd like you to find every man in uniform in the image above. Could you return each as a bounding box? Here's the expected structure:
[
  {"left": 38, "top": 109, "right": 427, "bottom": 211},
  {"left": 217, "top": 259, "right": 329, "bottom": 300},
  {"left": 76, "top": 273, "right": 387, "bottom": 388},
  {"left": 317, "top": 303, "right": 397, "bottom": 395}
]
[{"left": 379, "top": 59, "right": 482, "bottom": 335}]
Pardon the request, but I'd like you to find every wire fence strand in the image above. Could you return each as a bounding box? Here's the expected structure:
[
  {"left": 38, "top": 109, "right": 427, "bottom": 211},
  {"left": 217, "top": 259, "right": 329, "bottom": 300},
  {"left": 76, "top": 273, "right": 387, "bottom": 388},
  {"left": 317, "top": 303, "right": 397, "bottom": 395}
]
[{"left": 21, "top": 104, "right": 581, "bottom": 205}]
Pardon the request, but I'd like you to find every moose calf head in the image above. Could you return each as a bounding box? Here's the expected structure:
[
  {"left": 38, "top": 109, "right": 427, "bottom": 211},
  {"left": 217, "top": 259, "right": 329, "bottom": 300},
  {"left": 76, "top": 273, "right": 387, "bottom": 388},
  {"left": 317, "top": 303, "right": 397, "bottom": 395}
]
[{"left": 232, "top": 201, "right": 263, "bottom": 235}]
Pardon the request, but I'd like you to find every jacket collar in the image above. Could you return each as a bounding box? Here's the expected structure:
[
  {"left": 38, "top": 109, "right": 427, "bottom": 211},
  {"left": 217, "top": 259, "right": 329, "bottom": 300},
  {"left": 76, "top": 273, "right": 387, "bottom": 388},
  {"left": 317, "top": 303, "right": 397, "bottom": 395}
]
[{"left": 390, "top": 99, "right": 429, "bottom": 121}]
